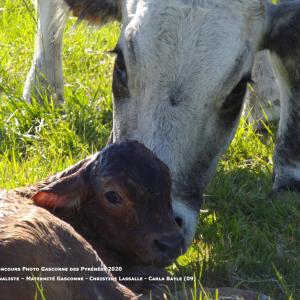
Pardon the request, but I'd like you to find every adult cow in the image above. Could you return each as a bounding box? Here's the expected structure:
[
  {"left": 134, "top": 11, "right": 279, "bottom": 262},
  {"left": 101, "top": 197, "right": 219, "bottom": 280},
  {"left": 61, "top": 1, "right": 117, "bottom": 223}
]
[{"left": 24, "top": 0, "right": 300, "bottom": 248}]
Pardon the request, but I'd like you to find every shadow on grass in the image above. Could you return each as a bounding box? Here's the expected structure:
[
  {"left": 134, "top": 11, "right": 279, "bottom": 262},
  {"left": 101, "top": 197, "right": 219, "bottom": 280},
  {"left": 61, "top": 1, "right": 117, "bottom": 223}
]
[{"left": 172, "top": 168, "right": 300, "bottom": 300}]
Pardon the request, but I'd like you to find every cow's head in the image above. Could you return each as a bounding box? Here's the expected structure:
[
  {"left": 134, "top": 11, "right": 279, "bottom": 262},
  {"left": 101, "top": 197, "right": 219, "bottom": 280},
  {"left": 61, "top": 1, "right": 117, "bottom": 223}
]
[
  {"left": 67, "top": 0, "right": 300, "bottom": 246},
  {"left": 112, "top": 0, "right": 266, "bottom": 246}
]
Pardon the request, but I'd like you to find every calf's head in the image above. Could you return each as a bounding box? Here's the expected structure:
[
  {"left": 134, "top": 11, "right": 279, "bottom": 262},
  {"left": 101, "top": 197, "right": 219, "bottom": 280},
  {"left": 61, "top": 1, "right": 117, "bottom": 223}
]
[{"left": 33, "top": 141, "right": 184, "bottom": 267}]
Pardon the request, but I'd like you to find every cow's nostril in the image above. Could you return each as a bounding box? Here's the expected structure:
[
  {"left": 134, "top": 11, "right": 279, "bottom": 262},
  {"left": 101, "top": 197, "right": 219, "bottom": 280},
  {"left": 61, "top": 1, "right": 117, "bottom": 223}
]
[{"left": 175, "top": 216, "right": 183, "bottom": 227}]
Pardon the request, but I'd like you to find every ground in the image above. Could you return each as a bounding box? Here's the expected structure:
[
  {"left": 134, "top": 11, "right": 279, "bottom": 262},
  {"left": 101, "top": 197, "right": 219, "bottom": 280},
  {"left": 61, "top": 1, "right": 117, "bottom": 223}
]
[{"left": 0, "top": 1, "right": 299, "bottom": 299}]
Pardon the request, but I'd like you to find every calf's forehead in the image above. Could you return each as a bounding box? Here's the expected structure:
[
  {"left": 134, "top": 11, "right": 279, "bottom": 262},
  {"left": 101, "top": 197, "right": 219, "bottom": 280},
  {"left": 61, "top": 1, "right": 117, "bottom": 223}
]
[{"left": 95, "top": 141, "right": 171, "bottom": 196}]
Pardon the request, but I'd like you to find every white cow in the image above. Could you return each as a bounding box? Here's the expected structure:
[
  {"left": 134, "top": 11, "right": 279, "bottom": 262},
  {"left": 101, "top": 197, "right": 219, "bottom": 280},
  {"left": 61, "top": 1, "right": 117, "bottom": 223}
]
[{"left": 24, "top": 0, "right": 300, "bottom": 249}]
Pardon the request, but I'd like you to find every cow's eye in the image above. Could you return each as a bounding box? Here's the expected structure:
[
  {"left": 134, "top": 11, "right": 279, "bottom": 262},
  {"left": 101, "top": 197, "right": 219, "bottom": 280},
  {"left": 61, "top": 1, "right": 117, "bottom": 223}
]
[
  {"left": 104, "top": 191, "right": 123, "bottom": 206},
  {"left": 114, "top": 50, "right": 127, "bottom": 87},
  {"left": 111, "top": 46, "right": 129, "bottom": 99}
]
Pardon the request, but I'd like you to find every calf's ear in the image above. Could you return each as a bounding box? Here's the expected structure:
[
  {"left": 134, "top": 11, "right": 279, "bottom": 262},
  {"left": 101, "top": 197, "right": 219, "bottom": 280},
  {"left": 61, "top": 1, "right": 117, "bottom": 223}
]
[
  {"left": 32, "top": 156, "right": 97, "bottom": 209},
  {"left": 33, "top": 172, "right": 88, "bottom": 209}
]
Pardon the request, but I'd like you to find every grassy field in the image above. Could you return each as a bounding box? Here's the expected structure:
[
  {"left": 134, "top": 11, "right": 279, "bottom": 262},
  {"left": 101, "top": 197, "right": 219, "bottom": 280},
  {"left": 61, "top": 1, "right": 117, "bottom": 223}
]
[{"left": 0, "top": 1, "right": 299, "bottom": 299}]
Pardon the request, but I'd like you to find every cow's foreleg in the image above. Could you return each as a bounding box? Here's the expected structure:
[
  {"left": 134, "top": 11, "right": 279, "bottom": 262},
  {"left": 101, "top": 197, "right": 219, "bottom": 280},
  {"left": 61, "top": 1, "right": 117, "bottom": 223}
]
[
  {"left": 265, "top": 2, "right": 300, "bottom": 195},
  {"left": 23, "top": 0, "right": 67, "bottom": 105},
  {"left": 271, "top": 53, "right": 300, "bottom": 194}
]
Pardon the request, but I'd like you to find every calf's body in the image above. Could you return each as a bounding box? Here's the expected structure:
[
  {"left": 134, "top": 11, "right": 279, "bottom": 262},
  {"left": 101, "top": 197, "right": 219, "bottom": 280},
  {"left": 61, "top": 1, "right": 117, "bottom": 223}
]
[{"left": 0, "top": 202, "right": 137, "bottom": 300}]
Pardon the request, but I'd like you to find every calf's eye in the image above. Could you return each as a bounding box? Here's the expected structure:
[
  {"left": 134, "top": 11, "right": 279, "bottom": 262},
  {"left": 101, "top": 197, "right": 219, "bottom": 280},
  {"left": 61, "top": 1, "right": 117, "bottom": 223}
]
[{"left": 104, "top": 191, "right": 123, "bottom": 206}]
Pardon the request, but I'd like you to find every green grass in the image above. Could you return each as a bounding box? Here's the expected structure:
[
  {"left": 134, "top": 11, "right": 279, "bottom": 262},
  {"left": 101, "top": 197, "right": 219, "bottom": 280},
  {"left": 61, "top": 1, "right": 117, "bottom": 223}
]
[{"left": 0, "top": 1, "right": 299, "bottom": 299}]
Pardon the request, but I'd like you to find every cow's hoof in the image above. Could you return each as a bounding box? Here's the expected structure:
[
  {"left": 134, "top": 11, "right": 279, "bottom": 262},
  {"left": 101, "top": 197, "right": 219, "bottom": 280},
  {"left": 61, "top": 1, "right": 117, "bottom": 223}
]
[
  {"left": 23, "top": 89, "right": 64, "bottom": 106},
  {"left": 270, "top": 179, "right": 300, "bottom": 198},
  {"left": 206, "top": 287, "right": 273, "bottom": 300},
  {"left": 258, "top": 296, "right": 273, "bottom": 300},
  {"left": 23, "top": 67, "right": 64, "bottom": 106},
  {"left": 255, "top": 120, "right": 278, "bottom": 136}
]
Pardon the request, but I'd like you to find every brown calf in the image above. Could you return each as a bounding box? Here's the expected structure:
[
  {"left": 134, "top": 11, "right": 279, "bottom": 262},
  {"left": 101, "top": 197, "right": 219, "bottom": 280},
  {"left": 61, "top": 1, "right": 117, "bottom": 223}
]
[
  {"left": 1, "top": 140, "right": 185, "bottom": 298},
  {"left": 4, "top": 141, "right": 184, "bottom": 270}
]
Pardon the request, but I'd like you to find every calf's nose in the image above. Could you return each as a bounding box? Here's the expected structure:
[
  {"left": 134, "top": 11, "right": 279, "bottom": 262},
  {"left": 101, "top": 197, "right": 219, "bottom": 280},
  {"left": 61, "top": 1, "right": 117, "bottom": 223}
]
[{"left": 153, "top": 234, "right": 184, "bottom": 258}]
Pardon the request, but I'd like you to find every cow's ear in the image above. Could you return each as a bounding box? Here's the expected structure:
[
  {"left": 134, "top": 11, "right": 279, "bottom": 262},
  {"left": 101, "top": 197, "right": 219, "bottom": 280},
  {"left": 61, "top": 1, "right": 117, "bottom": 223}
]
[
  {"left": 64, "top": 0, "right": 122, "bottom": 25},
  {"left": 260, "top": 1, "right": 300, "bottom": 90},
  {"left": 262, "top": 1, "right": 300, "bottom": 57},
  {"left": 32, "top": 155, "right": 97, "bottom": 209}
]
